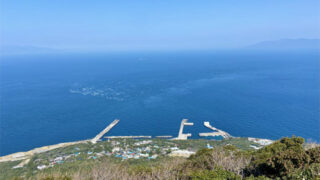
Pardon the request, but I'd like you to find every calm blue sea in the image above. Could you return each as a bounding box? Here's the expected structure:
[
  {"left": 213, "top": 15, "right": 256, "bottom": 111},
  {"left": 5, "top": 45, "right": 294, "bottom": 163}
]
[{"left": 0, "top": 50, "right": 319, "bottom": 156}]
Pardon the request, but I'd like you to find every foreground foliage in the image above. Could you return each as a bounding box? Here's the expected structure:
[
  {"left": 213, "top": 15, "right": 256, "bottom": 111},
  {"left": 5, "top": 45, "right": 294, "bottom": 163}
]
[
  {"left": 4, "top": 137, "right": 320, "bottom": 180},
  {"left": 246, "top": 136, "right": 320, "bottom": 179}
]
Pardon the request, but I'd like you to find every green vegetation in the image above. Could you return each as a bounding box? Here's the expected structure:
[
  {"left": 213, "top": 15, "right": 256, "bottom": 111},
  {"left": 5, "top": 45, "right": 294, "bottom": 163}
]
[
  {"left": 0, "top": 160, "right": 23, "bottom": 180},
  {"left": 1, "top": 137, "right": 319, "bottom": 180},
  {"left": 190, "top": 167, "right": 241, "bottom": 180},
  {"left": 245, "top": 136, "right": 320, "bottom": 179}
]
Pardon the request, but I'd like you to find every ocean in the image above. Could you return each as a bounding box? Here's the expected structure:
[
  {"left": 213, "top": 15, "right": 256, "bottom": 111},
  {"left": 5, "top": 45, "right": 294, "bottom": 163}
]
[{"left": 0, "top": 50, "right": 319, "bottom": 156}]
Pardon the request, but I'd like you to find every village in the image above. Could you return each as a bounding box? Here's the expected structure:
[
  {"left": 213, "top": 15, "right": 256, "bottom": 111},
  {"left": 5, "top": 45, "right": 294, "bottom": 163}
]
[
  {"left": 1, "top": 119, "right": 272, "bottom": 173},
  {"left": 31, "top": 138, "right": 204, "bottom": 171}
]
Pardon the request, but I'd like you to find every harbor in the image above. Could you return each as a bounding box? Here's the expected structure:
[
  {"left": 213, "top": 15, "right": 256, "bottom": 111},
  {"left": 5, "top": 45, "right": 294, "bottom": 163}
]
[
  {"left": 0, "top": 118, "right": 237, "bottom": 164},
  {"left": 0, "top": 117, "right": 277, "bottom": 173}
]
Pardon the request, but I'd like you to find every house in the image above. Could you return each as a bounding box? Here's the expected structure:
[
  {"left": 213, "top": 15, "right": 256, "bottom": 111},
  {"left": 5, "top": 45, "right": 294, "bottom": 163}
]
[
  {"left": 139, "top": 153, "right": 149, "bottom": 157},
  {"left": 169, "top": 150, "right": 195, "bottom": 158},
  {"left": 170, "top": 147, "right": 179, "bottom": 151},
  {"left": 206, "top": 144, "right": 213, "bottom": 149},
  {"left": 37, "top": 165, "right": 47, "bottom": 170}
]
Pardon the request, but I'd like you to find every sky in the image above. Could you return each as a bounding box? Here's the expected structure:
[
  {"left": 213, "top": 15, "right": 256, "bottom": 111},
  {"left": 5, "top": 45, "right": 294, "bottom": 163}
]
[{"left": 0, "top": 0, "right": 319, "bottom": 51}]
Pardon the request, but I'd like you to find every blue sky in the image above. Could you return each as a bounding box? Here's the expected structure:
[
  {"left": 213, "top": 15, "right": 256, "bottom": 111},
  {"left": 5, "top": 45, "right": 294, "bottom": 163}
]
[{"left": 1, "top": 0, "right": 319, "bottom": 51}]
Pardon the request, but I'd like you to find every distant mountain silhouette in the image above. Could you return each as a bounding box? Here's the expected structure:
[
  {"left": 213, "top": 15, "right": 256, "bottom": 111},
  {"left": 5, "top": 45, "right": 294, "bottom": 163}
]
[{"left": 247, "top": 39, "right": 320, "bottom": 50}]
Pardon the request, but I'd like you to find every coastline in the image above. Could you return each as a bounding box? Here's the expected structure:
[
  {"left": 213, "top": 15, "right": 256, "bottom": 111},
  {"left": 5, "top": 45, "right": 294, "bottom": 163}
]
[
  {"left": 0, "top": 140, "right": 89, "bottom": 163},
  {"left": 0, "top": 119, "right": 274, "bottom": 163},
  {"left": 0, "top": 136, "right": 274, "bottom": 163}
]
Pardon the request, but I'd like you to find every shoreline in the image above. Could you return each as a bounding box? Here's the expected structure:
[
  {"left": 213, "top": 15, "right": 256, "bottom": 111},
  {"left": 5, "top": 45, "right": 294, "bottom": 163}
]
[
  {"left": 0, "top": 119, "right": 274, "bottom": 163},
  {"left": 0, "top": 136, "right": 274, "bottom": 163},
  {"left": 0, "top": 139, "right": 90, "bottom": 163}
]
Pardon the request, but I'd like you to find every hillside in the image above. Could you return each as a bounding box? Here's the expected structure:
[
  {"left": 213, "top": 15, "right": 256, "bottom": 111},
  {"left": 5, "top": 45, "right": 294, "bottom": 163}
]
[{"left": 1, "top": 137, "right": 319, "bottom": 179}]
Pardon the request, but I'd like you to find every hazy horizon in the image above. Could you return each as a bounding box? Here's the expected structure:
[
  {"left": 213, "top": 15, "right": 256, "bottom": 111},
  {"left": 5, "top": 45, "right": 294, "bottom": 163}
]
[{"left": 1, "top": 1, "right": 319, "bottom": 52}]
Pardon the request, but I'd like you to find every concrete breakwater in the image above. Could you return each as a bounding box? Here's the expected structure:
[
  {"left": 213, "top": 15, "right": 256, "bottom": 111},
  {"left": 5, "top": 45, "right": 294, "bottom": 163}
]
[
  {"left": 91, "top": 119, "right": 120, "bottom": 143},
  {"left": 172, "top": 119, "right": 194, "bottom": 140},
  {"left": 199, "top": 121, "right": 232, "bottom": 138}
]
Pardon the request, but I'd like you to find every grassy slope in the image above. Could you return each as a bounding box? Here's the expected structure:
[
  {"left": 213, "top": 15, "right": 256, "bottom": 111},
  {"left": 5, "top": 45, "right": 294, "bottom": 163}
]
[{"left": 0, "top": 138, "right": 258, "bottom": 180}]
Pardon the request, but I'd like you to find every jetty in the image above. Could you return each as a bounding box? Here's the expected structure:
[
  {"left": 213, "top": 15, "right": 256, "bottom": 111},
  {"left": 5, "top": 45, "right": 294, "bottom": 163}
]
[
  {"left": 91, "top": 119, "right": 120, "bottom": 143},
  {"left": 199, "top": 121, "right": 232, "bottom": 139},
  {"left": 173, "top": 119, "right": 194, "bottom": 140}
]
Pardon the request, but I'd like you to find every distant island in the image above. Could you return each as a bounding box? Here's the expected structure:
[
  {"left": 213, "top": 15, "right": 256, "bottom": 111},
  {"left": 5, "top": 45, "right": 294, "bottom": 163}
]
[{"left": 247, "top": 38, "right": 320, "bottom": 50}]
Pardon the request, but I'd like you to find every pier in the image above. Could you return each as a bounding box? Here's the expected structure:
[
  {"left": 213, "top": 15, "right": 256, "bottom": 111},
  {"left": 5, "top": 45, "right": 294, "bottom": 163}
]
[
  {"left": 91, "top": 119, "right": 120, "bottom": 143},
  {"left": 173, "top": 119, "right": 194, "bottom": 140},
  {"left": 199, "top": 121, "right": 232, "bottom": 139}
]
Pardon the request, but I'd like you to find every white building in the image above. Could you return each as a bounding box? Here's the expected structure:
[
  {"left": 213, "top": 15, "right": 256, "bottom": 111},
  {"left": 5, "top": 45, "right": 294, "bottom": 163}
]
[
  {"left": 169, "top": 150, "right": 195, "bottom": 158},
  {"left": 37, "top": 165, "right": 47, "bottom": 170}
]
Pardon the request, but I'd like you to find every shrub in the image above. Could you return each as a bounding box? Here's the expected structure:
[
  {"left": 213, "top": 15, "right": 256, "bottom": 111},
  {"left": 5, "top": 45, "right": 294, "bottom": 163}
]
[
  {"left": 12, "top": 177, "right": 24, "bottom": 180},
  {"left": 183, "top": 147, "right": 251, "bottom": 176},
  {"left": 190, "top": 166, "right": 241, "bottom": 180},
  {"left": 223, "top": 145, "right": 238, "bottom": 152},
  {"left": 40, "top": 175, "right": 72, "bottom": 180},
  {"left": 287, "top": 163, "right": 320, "bottom": 179},
  {"left": 306, "top": 147, "right": 320, "bottom": 164},
  {"left": 246, "top": 136, "right": 312, "bottom": 178},
  {"left": 244, "top": 175, "right": 271, "bottom": 180},
  {"left": 129, "top": 165, "right": 153, "bottom": 176},
  {"left": 187, "top": 148, "right": 217, "bottom": 170}
]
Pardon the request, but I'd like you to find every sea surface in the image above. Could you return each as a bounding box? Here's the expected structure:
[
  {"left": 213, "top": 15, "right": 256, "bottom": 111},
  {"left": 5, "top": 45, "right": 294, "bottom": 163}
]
[{"left": 0, "top": 50, "right": 319, "bottom": 156}]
